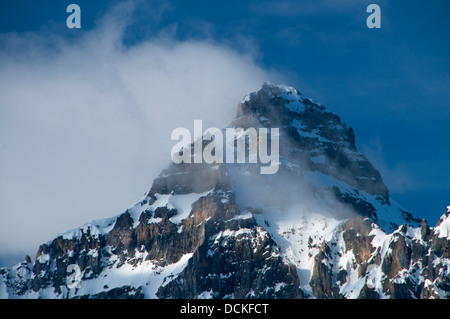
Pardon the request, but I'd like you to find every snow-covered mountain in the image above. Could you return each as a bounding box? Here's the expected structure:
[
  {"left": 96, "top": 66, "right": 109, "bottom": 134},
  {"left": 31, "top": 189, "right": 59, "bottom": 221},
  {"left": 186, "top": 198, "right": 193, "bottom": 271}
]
[{"left": 1, "top": 83, "right": 449, "bottom": 299}]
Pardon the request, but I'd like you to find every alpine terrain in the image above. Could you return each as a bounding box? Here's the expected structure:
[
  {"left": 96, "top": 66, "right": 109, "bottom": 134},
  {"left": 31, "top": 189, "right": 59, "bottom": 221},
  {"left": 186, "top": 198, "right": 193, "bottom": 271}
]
[{"left": 1, "top": 83, "right": 449, "bottom": 299}]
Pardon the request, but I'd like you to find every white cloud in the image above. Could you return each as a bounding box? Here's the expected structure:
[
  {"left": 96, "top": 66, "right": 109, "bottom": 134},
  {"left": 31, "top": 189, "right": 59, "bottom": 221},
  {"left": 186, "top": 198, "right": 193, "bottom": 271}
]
[{"left": 0, "top": 4, "right": 280, "bottom": 259}]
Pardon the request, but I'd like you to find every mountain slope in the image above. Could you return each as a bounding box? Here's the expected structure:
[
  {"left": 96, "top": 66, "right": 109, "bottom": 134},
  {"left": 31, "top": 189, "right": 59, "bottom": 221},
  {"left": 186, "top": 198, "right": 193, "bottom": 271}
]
[{"left": 1, "top": 83, "right": 448, "bottom": 299}]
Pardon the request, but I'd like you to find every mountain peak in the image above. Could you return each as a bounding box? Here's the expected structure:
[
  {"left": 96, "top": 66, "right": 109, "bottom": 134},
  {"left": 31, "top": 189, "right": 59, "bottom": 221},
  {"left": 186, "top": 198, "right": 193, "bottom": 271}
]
[
  {"left": 231, "top": 83, "right": 414, "bottom": 231},
  {"left": 242, "top": 82, "right": 305, "bottom": 105},
  {"left": 3, "top": 83, "right": 446, "bottom": 300},
  {"left": 235, "top": 83, "right": 353, "bottom": 148}
]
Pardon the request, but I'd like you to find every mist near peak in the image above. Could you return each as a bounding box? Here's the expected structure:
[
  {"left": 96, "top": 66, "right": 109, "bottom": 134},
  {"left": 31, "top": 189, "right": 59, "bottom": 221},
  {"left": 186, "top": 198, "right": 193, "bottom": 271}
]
[
  {"left": 227, "top": 162, "right": 358, "bottom": 223},
  {"left": 0, "top": 3, "right": 281, "bottom": 260}
]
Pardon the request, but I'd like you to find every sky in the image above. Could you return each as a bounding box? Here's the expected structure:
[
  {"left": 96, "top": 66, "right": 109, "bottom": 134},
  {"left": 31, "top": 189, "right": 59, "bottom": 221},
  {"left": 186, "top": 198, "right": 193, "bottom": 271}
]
[{"left": 0, "top": 0, "right": 448, "bottom": 266}]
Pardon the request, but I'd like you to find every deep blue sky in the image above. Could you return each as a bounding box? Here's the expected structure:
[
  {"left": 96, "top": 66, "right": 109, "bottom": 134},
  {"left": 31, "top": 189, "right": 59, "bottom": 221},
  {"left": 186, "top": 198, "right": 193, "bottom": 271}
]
[{"left": 0, "top": 0, "right": 448, "bottom": 264}]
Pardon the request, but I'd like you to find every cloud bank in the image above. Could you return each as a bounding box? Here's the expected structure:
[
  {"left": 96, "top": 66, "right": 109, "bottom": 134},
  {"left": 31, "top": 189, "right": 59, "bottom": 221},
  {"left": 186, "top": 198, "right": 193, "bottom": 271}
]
[{"left": 0, "top": 4, "right": 280, "bottom": 260}]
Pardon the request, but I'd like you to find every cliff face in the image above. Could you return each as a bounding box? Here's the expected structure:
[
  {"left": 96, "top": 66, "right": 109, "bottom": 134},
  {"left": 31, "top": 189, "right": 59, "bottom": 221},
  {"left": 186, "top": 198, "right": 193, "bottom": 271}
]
[
  {"left": 0, "top": 83, "right": 448, "bottom": 299},
  {"left": 0, "top": 161, "right": 302, "bottom": 299},
  {"left": 310, "top": 210, "right": 450, "bottom": 299},
  {"left": 234, "top": 83, "right": 387, "bottom": 199}
]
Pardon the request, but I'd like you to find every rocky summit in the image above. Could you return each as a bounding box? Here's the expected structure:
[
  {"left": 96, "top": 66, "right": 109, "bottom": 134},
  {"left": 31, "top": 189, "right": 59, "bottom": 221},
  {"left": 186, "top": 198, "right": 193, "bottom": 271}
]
[{"left": 1, "top": 83, "right": 449, "bottom": 299}]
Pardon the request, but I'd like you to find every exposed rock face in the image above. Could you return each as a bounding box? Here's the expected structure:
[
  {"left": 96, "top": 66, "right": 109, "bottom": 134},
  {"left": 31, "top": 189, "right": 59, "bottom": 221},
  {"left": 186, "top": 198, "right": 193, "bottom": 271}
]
[
  {"left": 309, "top": 210, "right": 450, "bottom": 299},
  {"left": 157, "top": 217, "right": 302, "bottom": 299},
  {"left": 0, "top": 83, "right": 447, "bottom": 299},
  {"left": 232, "top": 83, "right": 420, "bottom": 231},
  {"left": 235, "top": 84, "right": 387, "bottom": 197}
]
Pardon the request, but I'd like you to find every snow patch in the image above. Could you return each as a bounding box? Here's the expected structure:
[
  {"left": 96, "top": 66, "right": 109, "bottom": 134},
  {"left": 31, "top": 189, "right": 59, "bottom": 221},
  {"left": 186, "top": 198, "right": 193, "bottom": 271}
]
[{"left": 149, "top": 189, "right": 213, "bottom": 224}]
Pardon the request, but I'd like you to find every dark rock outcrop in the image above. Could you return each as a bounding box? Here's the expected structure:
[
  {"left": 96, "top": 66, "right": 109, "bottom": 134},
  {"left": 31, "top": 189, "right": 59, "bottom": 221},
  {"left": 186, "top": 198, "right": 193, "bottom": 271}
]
[{"left": 308, "top": 209, "right": 450, "bottom": 299}]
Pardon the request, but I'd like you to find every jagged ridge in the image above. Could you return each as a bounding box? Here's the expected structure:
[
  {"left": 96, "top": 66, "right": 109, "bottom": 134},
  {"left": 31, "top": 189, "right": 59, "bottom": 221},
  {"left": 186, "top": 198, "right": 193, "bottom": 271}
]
[{"left": 0, "top": 83, "right": 448, "bottom": 299}]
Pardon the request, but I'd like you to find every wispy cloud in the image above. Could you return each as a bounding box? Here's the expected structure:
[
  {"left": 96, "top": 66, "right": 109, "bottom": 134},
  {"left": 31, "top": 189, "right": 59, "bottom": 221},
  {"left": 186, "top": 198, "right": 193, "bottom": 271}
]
[{"left": 0, "top": 2, "right": 280, "bottom": 259}]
